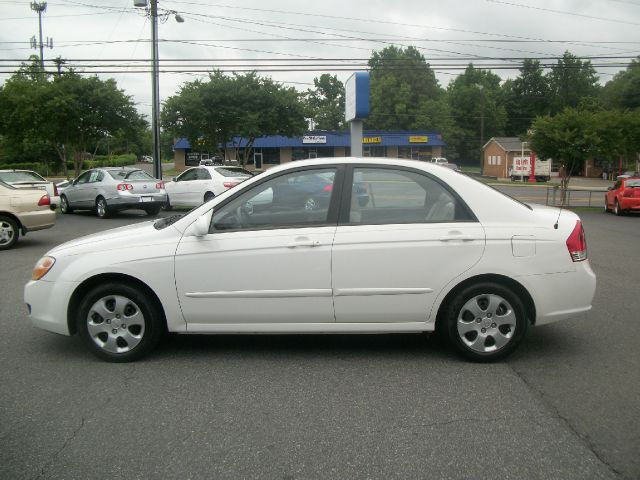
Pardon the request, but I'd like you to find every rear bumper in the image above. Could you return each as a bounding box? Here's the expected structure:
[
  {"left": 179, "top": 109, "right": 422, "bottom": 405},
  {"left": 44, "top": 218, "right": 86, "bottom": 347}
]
[
  {"left": 19, "top": 209, "right": 56, "bottom": 233},
  {"left": 620, "top": 198, "right": 640, "bottom": 211},
  {"left": 105, "top": 193, "right": 167, "bottom": 210},
  {"left": 518, "top": 261, "right": 597, "bottom": 326}
]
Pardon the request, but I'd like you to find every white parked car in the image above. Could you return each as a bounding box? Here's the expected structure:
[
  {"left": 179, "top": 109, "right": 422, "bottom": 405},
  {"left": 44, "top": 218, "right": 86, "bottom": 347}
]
[
  {"left": 163, "top": 165, "right": 253, "bottom": 209},
  {"left": 25, "top": 158, "right": 596, "bottom": 362},
  {"left": 431, "top": 157, "right": 449, "bottom": 165},
  {"left": 0, "top": 169, "right": 60, "bottom": 208}
]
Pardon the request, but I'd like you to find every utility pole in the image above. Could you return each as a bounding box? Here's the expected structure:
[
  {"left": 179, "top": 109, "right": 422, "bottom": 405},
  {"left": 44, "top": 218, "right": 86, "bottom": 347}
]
[
  {"left": 133, "top": 0, "right": 184, "bottom": 180},
  {"left": 30, "top": 2, "right": 51, "bottom": 69},
  {"left": 53, "top": 56, "right": 66, "bottom": 76}
]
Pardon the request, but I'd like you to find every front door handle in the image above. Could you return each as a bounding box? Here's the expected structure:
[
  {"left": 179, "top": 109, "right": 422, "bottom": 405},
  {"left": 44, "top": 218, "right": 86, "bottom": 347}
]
[{"left": 288, "top": 237, "right": 320, "bottom": 248}]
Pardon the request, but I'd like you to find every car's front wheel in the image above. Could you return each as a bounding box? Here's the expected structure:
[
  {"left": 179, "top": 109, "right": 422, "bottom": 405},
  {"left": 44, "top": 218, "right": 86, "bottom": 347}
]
[
  {"left": 77, "top": 283, "right": 164, "bottom": 362},
  {"left": 443, "top": 282, "right": 528, "bottom": 362},
  {"left": 60, "top": 195, "right": 73, "bottom": 214},
  {"left": 0, "top": 215, "right": 19, "bottom": 250},
  {"left": 96, "top": 197, "right": 110, "bottom": 218}
]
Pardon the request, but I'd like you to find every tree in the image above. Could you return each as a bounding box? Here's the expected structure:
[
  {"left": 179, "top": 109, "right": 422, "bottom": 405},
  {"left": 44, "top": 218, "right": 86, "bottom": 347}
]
[
  {"left": 447, "top": 64, "right": 506, "bottom": 164},
  {"left": 547, "top": 51, "right": 600, "bottom": 114},
  {"left": 367, "top": 46, "right": 443, "bottom": 130},
  {"left": 503, "top": 59, "right": 550, "bottom": 136},
  {"left": 0, "top": 63, "right": 144, "bottom": 177},
  {"left": 162, "top": 71, "right": 307, "bottom": 166},
  {"left": 305, "top": 74, "right": 345, "bottom": 130},
  {"left": 602, "top": 57, "right": 640, "bottom": 110}
]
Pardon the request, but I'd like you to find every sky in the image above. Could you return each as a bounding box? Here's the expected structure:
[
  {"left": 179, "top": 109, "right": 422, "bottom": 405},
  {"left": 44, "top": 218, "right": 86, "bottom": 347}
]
[{"left": 1, "top": 0, "right": 639, "bottom": 120}]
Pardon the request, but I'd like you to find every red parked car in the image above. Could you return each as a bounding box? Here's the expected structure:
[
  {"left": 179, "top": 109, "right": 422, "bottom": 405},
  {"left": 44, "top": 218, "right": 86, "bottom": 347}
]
[{"left": 605, "top": 177, "right": 640, "bottom": 215}]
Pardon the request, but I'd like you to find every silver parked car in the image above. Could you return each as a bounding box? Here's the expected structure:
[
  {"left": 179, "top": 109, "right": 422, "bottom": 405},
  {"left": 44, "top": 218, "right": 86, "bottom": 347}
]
[{"left": 60, "top": 168, "right": 167, "bottom": 218}]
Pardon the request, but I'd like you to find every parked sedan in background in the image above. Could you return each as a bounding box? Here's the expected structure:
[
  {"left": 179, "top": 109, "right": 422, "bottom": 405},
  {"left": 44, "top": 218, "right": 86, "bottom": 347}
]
[
  {"left": 605, "top": 176, "right": 640, "bottom": 215},
  {"left": 0, "top": 180, "right": 55, "bottom": 250},
  {"left": 60, "top": 167, "right": 167, "bottom": 218},
  {"left": 0, "top": 169, "right": 59, "bottom": 208},
  {"left": 25, "top": 158, "right": 595, "bottom": 363},
  {"left": 164, "top": 165, "right": 253, "bottom": 209}
]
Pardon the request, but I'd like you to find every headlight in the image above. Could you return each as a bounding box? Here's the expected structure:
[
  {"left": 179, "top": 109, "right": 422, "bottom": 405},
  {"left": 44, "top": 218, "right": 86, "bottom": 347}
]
[{"left": 32, "top": 256, "right": 56, "bottom": 281}]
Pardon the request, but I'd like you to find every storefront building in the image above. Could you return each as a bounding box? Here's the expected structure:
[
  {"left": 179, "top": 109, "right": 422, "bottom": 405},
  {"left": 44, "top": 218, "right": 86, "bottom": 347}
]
[{"left": 172, "top": 130, "right": 445, "bottom": 172}]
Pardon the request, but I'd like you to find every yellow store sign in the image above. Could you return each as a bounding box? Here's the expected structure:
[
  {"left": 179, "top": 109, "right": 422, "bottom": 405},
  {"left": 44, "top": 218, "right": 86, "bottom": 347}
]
[
  {"left": 409, "top": 136, "right": 428, "bottom": 143},
  {"left": 362, "top": 137, "right": 382, "bottom": 144}
]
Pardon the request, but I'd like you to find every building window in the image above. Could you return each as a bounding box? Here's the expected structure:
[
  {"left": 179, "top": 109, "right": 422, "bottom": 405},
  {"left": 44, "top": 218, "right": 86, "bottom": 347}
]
[{"left": 363, "top": 146, "right": 386, "bottom": 157}]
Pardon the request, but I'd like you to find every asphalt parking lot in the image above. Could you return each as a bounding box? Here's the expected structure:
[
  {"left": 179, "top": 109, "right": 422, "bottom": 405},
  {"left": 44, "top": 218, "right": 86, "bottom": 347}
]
[{"left": 1, "top": 207, "right": 639, "bottom": 479}]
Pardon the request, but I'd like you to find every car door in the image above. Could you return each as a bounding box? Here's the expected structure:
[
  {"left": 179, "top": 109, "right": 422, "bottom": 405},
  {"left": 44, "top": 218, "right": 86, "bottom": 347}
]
[
  {"left": 168, "top": 168, "right": 198, "bottom": 206},
  {"left": 65, "top": 171, "right": 92, "bottom": 207},
  {"left": 187, "top": 168, "right": 213, "bottom": 203},
  {"left": 331, "top": 166, "right": 485, "bottom": 324},
  {"left": 174, "top": 166, "right": 342, "bottom": 330}
]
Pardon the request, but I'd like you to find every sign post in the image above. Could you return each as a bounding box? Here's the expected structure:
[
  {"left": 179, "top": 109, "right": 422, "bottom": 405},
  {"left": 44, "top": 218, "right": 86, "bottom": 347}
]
[
  {"left": 528, "top": 151, "right": 537, "bottom": 183},
  {"left": 345, "top": 72, "right": 370, "bottom": 158}
]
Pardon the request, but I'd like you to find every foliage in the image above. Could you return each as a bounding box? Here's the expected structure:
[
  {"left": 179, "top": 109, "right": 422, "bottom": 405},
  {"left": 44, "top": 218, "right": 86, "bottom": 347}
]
[
  {"left": 547, "top": 51, "right": 600, "bottom": 114},
  {"left": 305, "top": 74, "right": 345, "bottom": 130},
  {"left": 602, "top": 57, "right": 640, "bottom": 110},
  {"left": 447, "top": 64, "right": 506, "bottom": 164},
  {"left": 162, "top": 71, "right": 307, "bottom": 166},
  {"left": 367, "top": 46, "right": 443, "bottom": 130},
  {"left": 0, "top": 61, "right": 146, "bottom": 177},
  {"left": 503, "top": 59, "right": 550, "bottom": 136},
  {"left": 528, "top": 108, "right": 640, "bottom": 188}
]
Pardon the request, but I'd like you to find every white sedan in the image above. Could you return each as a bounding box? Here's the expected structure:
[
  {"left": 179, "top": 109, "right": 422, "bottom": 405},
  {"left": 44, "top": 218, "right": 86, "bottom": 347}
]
[
  {"left": 163, "top": 165, "right": 253, "bottom": 208},
  {"left": 24, "top": 158, "right": 596, "bottom": 362}
]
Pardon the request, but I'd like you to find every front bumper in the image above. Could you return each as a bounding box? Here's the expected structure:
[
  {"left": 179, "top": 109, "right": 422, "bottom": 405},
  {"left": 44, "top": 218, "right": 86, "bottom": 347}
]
[{"left": 24, "top": 279, "right": 77, "bottom": 335}]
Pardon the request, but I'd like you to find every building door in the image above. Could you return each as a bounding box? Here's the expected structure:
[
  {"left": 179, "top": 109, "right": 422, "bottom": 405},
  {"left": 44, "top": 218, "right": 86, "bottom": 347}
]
[{"left": 254, "top": 151, "right": 263, "bottom": 170}]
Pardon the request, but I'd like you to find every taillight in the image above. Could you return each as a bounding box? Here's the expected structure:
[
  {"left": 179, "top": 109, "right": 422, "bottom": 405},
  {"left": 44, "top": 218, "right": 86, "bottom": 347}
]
[
  {"left": 322, "top": 184, "right": 333, "bottom": 192},
  {"left": 155, "top": 181, "right": 164, "bottom": 189},
  {"left": 566, "top": 220, "right": 587, "bottom": 262},
  {"left": 223, "top": 181, "right": 239, "bottom": 188},
  {"left": 117, "top": 183, "right": 133, "bottom": 191},
  {"left": 38, "top": 194, "right": 50, "bottom": 206}
]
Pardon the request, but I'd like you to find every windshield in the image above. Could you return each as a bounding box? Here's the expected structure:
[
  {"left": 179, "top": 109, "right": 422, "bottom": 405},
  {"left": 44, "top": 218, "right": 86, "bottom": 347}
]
[
  {"left": 465, "top": 174, "right": 533, "bottom": 210},
  {"left": 625, "top": 179, "right": 640, "bottom": 187},
  {"left": 215, "top": 167, "right": 253, "bottom": 177},
  {"left": 0, "top": 171, "right": 46, "bottom": 182}
]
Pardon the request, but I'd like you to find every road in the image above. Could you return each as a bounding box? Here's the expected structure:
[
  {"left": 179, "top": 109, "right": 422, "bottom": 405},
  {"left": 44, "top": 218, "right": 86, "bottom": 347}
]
[{"left": 1, "top": 208, "right": 638, "bottom": 479}]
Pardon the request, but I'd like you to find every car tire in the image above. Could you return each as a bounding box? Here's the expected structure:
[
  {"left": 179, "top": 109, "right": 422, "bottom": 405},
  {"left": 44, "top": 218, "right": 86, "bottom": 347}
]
[
  {"left": 77, "top": 282, "right": 165, "bottom": 362},
  {"left": 204, "top": 192, "right": 215, "bottom": 203},
  {"left": 443, "top": 282, "right": 528, "bottom": 362},
  {"left": 304, "top": 197, "right": 319, "bottom": 211},
  {"left": 614, "top": 199, "right": 623, "bottom": 216},
  {"left": 604, "top": 196, "right": 610, "bottom": 213},
  {"left": 0, "top": 215, "right": 19, "bottom": 250},
  {"left": 60, "top": 195, "right": 74, "bottom": 214},
  {"left": 96, "top": 197, "right": 111, "bottom": 218},
  {"left": 145, "top": 205, "right": 161, "bottom": 216}
]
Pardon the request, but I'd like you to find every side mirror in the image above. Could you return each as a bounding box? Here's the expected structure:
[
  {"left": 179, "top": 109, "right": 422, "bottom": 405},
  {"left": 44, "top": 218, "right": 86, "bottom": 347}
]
[
  {"left": 172, "top": 177, "right": 177, "bottom": 182},
  {"left": 607, "top": 186, "right": 613, "bottom": 191},
  {"left": 185, "top": 211, "right": 212, "bottom": 237},
  {"left": 72, "top": 178, "right": 79, "bottom": 185}
]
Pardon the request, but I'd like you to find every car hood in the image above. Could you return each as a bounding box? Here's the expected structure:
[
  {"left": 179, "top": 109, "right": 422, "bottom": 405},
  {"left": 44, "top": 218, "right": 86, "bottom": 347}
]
[{"left": 49, "top": 221, "right": 171, "bottom": 257}]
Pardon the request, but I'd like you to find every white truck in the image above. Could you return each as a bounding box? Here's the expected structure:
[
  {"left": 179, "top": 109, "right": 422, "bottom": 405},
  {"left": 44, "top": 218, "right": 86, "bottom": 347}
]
[{"left": 509, "top": 156, "right": 551, "bottom": 182}]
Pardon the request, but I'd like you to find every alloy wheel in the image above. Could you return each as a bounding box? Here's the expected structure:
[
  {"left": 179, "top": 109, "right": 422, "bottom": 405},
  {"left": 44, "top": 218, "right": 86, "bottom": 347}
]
[
  {"left": 86, "top": 295, "right": 146, "bottom": 354},
  {"left": 456, "top": 294, "right": 516, "bottom": 354}
]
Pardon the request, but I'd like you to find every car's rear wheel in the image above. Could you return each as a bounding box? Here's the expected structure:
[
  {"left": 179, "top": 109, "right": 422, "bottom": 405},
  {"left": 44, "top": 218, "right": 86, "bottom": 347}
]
[
  {"left": 60, "top": 194, "right": 73, "bottom": 214},
  {"left": 204, "top": 192, "right": 215, "bottom": 203},
  {"left": 444, "top": 282, "right": 528, "bottom": 362},
  {"left": 0, "top": 215, "right": 19, "bottom": 250},
  {"left": 614, "top": 199, "right": 623, "bottom": 216},
  {"left": 96, "top": 197, "right": 110, "bottom": 218},
  {"left": 145, "top": 205, "right": 161, "bottom": 216},
  {"left": 77, "top": 283, "right": 164, "bottom": 362}
]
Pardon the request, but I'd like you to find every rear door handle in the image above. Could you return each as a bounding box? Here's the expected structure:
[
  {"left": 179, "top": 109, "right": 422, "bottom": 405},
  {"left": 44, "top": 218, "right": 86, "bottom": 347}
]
[
  {"left": 439, "top": 234, "right": 475, "bottom": 242},
  {"left": 288, "top": 238, "right": 320, "bottom": 248}
]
